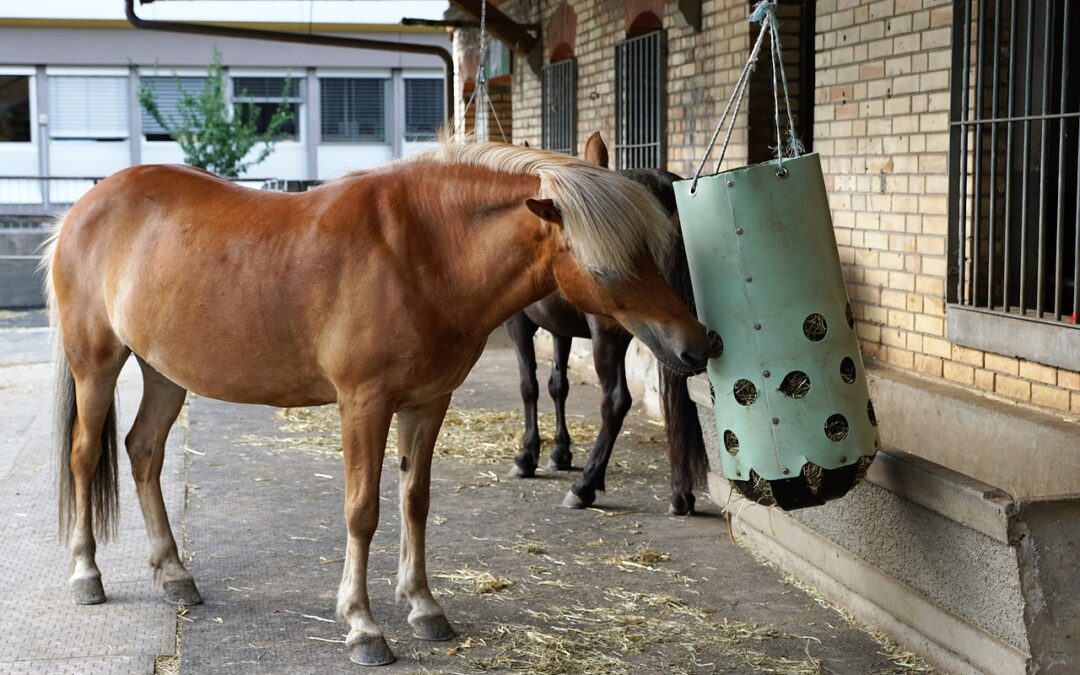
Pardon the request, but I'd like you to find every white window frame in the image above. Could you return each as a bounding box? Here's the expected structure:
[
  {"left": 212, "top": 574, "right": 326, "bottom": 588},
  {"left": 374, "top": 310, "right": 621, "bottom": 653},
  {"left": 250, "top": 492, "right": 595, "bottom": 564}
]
[
  {"left": 46, "top": 69, "right": 131, "bottom": 143},
  {"left": 317, "top": 74, "right": 391, "bottom": 146}
]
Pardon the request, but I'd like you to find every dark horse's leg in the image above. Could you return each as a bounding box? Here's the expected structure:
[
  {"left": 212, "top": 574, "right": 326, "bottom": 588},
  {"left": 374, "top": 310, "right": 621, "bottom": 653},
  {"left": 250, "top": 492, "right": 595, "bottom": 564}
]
[
  {"left": 546, "top": 334, "right": 574, "bottom": 471},
  {"left": 562, "top": 319, "right": 632, "bottom": 509},
  {"left": 505, "top": 312, "right": 542, "bottom": 478}
]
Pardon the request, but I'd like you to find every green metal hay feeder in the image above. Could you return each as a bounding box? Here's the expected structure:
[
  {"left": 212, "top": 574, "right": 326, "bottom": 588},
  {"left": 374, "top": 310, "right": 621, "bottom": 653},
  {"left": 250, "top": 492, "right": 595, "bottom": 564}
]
[{"left": 675, "top": 154, "right": 878, "bottom": 510}]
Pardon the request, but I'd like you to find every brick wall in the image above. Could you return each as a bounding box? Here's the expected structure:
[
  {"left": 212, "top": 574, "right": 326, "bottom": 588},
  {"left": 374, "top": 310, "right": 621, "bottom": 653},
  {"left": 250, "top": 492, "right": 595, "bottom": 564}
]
[
  {"left": 471, "top": 0, "right": 1079, "bottom": 418},
  {"left": 815, "top": 0, "right": 1079, "bottom": 415}
]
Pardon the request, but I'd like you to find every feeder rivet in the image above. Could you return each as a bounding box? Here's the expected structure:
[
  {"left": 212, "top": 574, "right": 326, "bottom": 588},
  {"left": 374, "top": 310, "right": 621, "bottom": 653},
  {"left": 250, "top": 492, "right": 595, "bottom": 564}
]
[
  {"left": 735, "top": 227, "right": 744, "bottom": 235},
  {"left": 763, "top": 370, "right": 771, "bottom": 378},
  {"left": 781, "top": 467, "right": 790, "bottom": 474},
  {"left": 771, "top": 417, "right": 780, "bottom": 425},
  {"left": 727, "top": 180, "right": 735, "bottom": 187},
  {"left": 753, "top": 322, "right": 762, "bottom": 330},
  {"left": 746, "top": 275, "right": 753, "bottom": 282},
  {"left": 840, "top": 456, "right": 848, "bottom": 462}
]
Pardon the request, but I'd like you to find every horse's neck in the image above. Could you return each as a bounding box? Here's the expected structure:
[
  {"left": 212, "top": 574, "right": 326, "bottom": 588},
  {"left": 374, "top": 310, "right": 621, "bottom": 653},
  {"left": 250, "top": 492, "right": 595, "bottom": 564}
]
[{"left": 448, "top": 203, "right": 559, "bottom": 338}]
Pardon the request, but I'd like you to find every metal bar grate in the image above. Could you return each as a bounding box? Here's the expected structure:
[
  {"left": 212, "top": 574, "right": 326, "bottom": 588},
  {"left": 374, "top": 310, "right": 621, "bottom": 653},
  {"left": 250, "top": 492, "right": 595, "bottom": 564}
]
[
  {"left": 949, "top": 0, "right": 1079, "bottom": 325},
  {"left": 614, "top": 30, "right": 666, "bottom": 170},
  {"left": 541, "top": 59, "right": 576, "bottom": 155}
]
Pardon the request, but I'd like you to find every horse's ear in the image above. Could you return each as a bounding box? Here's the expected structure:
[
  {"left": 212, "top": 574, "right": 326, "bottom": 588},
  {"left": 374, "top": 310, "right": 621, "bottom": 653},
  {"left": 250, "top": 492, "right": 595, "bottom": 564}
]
[
  {"left": 583, "top": 131, "right": 609, "bottom": 168},
  {"left": 525, "top": 198, "right": 563, "bottom": 227}
]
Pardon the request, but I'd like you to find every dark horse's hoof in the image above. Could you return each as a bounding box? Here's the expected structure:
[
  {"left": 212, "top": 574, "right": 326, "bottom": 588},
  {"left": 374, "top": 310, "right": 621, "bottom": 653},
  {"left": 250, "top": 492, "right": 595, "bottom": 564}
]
[
  {"left": 71, "top": 577, "right": 106, "bottom": 605},
  {"left": 561, "top": 488, "right": 593, "bottom": 509},
  {"left": 410, "top": 613, "right": 457, "bottom": 641},
  {"left": 546, "top": 455, "right": 574, "bottom": 472},
  {"left": 507, "top": 462, "right": 536, "bottom": 479},
  {"left": 668, "top": 493, "right": 696, "bottom": 517},
  {"left": 164, "top": 579, "right": 204, "bottom": 606},
  {"left": 348, "top": 633, "right": 396, "bottom": 666}
]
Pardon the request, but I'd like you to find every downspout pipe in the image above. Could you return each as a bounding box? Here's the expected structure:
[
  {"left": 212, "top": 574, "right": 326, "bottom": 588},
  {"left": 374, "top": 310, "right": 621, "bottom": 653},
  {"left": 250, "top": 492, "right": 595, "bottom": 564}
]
[{"left": 124, "top": 0, "right": 454, "bottom": 117}]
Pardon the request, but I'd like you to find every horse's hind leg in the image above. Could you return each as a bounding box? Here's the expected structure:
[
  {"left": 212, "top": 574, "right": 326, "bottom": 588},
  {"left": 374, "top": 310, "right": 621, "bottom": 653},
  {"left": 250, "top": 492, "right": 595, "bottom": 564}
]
[
  {"left": 63, "top": 341, "right": 127, "bottom": 605},
  {"left": 563, "top": 322, "right": 632, "bottom": 509},
  {"left": 546, "top": 333, "right": 574, "bottom": 471},
  {"left": 126, "top": 358, "right": 201, "bottom": 605},
  {"left": 504, "top": 312, "right": 541, "bottom": 478},
  {"left": 395, "top": 395, "right": 454, "bottom": 641}
]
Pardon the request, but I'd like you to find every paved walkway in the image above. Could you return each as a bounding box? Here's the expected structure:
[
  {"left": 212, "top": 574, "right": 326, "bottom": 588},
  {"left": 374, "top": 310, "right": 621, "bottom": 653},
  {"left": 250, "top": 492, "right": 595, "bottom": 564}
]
[{"left": 0, "top": 318, "right": 923, "bottom": 674}]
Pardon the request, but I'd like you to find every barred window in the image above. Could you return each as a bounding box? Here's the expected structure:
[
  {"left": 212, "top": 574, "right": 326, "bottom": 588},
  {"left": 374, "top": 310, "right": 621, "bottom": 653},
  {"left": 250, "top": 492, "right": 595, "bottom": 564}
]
[
  {"left": 404, "top": 78, "right": 444, "bottom": 142},
  {"left": 140, "top": 76, "right": 208, "bottom": 141},
  {"left": 614, "top": 31, "right": 666, "bottom": 169},
  {"left": 541, "top": 59, "right": 576, "bottom": 155},
  {"left": 232, "top": 77, "right": 304, "bottom": 141},
  {"left": 320, "top": 78, "right": 387, "bottom": 143},
  {"left": 948, "top": 0, "right": 1079, "bottom": 367}
]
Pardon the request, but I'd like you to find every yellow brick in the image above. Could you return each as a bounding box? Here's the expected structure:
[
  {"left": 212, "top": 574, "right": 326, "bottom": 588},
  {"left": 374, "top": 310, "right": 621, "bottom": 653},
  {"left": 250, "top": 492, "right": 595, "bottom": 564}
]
[
  {"left": 984, "top": 353, "right": 1019, "bottom": 376},
  {"left": 1059, "top": 370, "right": 1080, "bottom": 391},
  {"left": 951, "top": 345, "right": 984, "bottom": 367},
  {"left": 973, "top": 368, "right": 995, "bottom": 392},
  {"left": 1031, "top": 385, "right": 1071, "bottom": 412},
  {"left": 923, "top": 336, "right": 951, "bottom": 358},
  {"left": 885, "top": 347, "right": 914, "bottom": 369},
  {"left": 996, "top": 375, "right": 1032, "bottom": 401},
  {"left": 914, "top": 353, "right": 943, "bottom": 377},
  {"left": 1018, "top": 360, "right": 1057, "bottom": 386},
  {"left": 943, "top": 360, "right": 974, "bottom": 384}
]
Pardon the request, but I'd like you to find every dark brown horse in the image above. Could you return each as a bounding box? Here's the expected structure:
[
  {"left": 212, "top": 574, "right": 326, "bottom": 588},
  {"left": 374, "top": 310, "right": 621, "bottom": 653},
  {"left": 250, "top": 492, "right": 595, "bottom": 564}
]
[
  {"left": 45, "top": 142, "right": 719, "bottom": 667},
  {"left": 505, "top": 133, "right": 709, "bottom": 515}
]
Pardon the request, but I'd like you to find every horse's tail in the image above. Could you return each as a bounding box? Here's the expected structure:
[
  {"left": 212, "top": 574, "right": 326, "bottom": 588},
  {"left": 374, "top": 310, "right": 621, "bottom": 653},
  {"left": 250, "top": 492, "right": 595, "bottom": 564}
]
[
  {"left": 659, "top": 213, "right": 709, "bottom": 495},
  {"left": 43, "top": 213, "right": 120, "bottom": 542}
]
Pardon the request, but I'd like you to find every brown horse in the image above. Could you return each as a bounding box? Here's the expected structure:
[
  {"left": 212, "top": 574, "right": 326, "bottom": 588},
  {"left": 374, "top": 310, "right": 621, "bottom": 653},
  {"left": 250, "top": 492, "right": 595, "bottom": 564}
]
[{"left": 45, "top": 142, "right": 719, "bottom": 667}]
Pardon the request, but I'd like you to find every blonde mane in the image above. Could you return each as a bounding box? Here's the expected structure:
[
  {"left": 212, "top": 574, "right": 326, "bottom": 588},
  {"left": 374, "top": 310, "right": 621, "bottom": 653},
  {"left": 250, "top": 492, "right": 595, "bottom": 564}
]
[{"left": 407, "top": 142, "right": 673, "bottom": 279}]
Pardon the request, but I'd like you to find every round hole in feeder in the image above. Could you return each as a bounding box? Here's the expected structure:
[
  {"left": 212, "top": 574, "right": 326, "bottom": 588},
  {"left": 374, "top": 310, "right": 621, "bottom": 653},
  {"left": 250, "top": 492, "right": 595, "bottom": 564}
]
[
  {"left": 803, "top": 313, "right": 828, "bottom": 341},
  {"left": 824, "top": 414, "right": 849, "bottom": 442},
  {"left": 840, "top": 357, "right": 857, "bottom": 384},
  {"left": 778, "top": 370, "right": 811, "bottom": 398},
  {"left": 867, "top": 400, "right": 878, "bottom": 427},
  {"left": 723, "top": 430, "right": 740, "bottom": 456},
  {"left": 733, "top": 379, "right": 758, "bottom": 406},
  {"left": 846, "top": 303, "right": 855, "bottom": 329}
]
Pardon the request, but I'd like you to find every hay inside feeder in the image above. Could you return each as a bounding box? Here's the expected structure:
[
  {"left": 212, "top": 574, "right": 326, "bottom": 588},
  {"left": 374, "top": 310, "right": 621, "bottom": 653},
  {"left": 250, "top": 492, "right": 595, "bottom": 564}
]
[
  {"left": 733, "top": 378, "right": 759, "bottom": 406},
  {"left": 823, "top": 414, "right": 849, "bottom": 442},
  {"left": 778, "top": 371, "right": 811, "bottom": 399},
  {"left": 802, "top": 313, "right": 828, "bottom": 342}
]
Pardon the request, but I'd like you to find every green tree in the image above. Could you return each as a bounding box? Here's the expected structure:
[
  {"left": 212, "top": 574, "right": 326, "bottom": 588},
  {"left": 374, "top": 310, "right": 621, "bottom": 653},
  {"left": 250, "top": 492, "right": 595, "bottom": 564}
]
[{"left": 138, "top": 49, "right": 294, "bottom": 177}]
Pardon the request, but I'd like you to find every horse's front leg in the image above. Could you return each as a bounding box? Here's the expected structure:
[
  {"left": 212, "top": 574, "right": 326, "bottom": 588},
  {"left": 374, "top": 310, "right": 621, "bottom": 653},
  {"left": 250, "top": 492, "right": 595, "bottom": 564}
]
[
  {"left": 546, "top": 333, "right": 574, "bottom": 471},
  {"left": 504, "top": 313, "right": 541, "bottom": 478},
  {"left": 563, "top": 324, "right": 632, "bottom": 509},
  {"left": 336, "top": 394, "right": 395, "bottom": 666},
  {"left": 395, "top": 395, "right": 455, "bottom": 641}
]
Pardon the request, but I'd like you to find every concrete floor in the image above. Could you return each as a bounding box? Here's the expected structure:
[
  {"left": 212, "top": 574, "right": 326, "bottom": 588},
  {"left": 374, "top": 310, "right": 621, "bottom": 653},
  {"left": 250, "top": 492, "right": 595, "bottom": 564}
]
[{"left": 0, "top": 316, "right": 918, "bottom": 674}]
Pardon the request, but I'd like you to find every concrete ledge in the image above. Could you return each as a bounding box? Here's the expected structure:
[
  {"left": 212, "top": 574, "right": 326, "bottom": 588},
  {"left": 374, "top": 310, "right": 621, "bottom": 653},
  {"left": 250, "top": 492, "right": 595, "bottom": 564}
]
[{"left": 708, "top": 472, "right": 1029, "bottom": 675}]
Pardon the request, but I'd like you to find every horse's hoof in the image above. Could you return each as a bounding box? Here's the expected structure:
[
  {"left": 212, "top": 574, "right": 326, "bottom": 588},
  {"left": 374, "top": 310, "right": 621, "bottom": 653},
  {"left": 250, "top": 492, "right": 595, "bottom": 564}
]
[
  {"left": 669, "top": 493, "right": 696, "bottom": 517},
  {"left": 164, "top": 579, "right": 204, "bottom": 606},
  {"left": 561, "top": 489, "right": 590, "bottom": 509},
  {"left": 546, "top": 456, "right": 573, "bottom": 472},
  {"left": 410, "top": 613, "right": 457, "bottom": 641},
  {"left": 507, "top": 463, "right": 535, "bottom": 479},
  {"left": 348, "top": 633, "right": 396, "bottom": 666},
  {"left": 71, "top": 577, "right": 106, "bottom": 605}
]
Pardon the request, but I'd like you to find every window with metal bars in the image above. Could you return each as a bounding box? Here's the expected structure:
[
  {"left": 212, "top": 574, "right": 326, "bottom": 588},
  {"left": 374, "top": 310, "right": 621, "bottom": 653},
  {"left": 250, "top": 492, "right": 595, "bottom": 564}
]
[
  {"left": 614, "top": 31, "right": 666, "bottom": 170},
  {"left": 949, "top": 0, "right": 1079, "bottom": 329},
  {"left": 541, "top": 59, "right": 576, "bottom": 155},
  {"left": 404, "top": 78, "right": 444, "bottom": 142},
  {"left": 320, "top": 78, "right": 387, "bottom": 143},
  {"left": 232, "top": 76, "right": 303, "bottom": 141}
]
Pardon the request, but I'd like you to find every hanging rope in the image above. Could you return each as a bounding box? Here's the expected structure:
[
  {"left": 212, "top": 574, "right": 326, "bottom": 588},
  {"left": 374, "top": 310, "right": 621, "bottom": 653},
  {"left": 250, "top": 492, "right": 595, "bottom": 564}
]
[
  {"left": 690, "top": 0, "right": 802, "bottom": 194},
  {"left": 460, "top": 0, "right": 508, "bottom": 143}
]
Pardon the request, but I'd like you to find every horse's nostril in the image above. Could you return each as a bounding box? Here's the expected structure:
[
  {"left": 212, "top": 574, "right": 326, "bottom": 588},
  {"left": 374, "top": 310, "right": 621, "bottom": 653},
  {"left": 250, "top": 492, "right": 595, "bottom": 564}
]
[{"left": 707, "top": 331, "right": 724, "bottom": 359}]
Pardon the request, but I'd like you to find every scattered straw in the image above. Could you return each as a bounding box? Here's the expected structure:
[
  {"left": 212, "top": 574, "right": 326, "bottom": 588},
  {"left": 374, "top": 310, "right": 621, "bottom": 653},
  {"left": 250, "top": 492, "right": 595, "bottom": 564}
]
[
  {"left": 606, "top": 545, "right": 670, "bottom": 570},
  {"left": 435, "top": 567, "right": 514, "bottom": 595}
]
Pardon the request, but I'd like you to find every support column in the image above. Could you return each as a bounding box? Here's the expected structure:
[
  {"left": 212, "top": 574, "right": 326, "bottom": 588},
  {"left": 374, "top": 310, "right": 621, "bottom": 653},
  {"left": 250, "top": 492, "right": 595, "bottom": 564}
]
[
  {"left": 391, "top": 68, "right": 404, "bottom": 159},
  {"left": 306, "top": 68, "right": 319, "bottom": 180},
  {"left": 128, "top": 65, "right": 142, "bottom": 166},
  {"left": 35, "top": 65, "right": 50, "bottom": 210}
]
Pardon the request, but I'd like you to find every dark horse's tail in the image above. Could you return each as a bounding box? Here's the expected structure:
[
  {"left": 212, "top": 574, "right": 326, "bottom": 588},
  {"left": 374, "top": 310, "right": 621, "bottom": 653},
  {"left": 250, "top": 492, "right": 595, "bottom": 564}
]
[
  {"left": 659, "top": 215, "right": 709, "bottom": 514},
  {"left": 622, "top": 168, "right": 709, "bottom": 514},
  {"left": 43, "top": 217, "right": 120, "bottom": 542}
]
